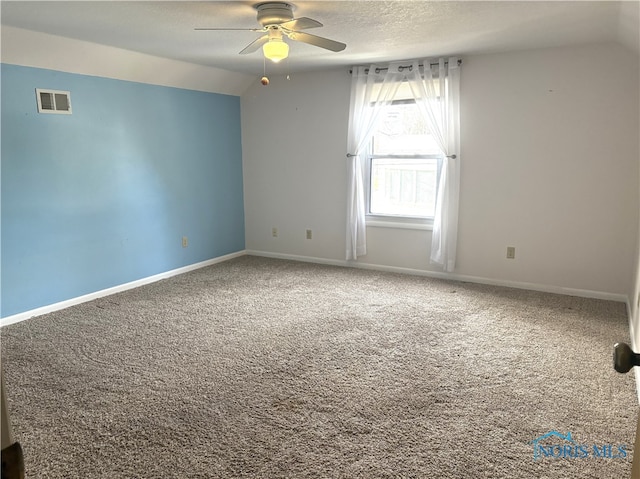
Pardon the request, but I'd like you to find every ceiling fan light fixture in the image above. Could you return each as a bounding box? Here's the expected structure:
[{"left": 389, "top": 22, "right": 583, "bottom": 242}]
[{"left": 263, "top": 38, "right": 289, "bottom": 62}]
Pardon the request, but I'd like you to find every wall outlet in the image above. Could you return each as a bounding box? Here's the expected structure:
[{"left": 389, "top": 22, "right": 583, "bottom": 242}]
[
  {"left": 272, "top": 227, "right": 278, "bottom": 238},
  {"left": 506, "top": 246, "right": 515, "bottom": 259},
  {"left": 182, "top": 236, "right": 188, "bottom": 248},
  {"left": 306, "top": 229, "right": 312, "bottom": 240}
]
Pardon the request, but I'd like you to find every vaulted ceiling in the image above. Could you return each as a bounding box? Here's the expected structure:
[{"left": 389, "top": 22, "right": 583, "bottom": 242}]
[{"left": 2, "top": 1, "right": 638, "bottom": 76}]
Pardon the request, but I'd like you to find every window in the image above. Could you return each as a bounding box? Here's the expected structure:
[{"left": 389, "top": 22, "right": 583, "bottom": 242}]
[{"left": 366, "top": 95, "right": 443, "bottom": 227}]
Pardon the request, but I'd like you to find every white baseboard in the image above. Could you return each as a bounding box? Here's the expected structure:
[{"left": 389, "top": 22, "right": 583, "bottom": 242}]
[
  {"left": 0, "top": 250, "right": 246, "bottom": 327},
  {"left": 244, "top": 250, "right": 349, "bottom": 268},
  {"left": 3, "top": 249, "right": 628, "bottom": 328},
  {"left": 245, "top": 250, "right": 628, "bottom": 303}
]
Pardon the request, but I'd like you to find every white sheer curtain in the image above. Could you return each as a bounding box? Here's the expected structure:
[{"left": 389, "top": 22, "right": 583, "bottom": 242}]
[
  {"left": 406, "top": 58, "right": 461, "bottom": 272},
  {"left": 345, "top": 64, "right": 403, "bottom": 260},
  {"left": 346, "top": 58, "right": 460, "bottom": 269}
]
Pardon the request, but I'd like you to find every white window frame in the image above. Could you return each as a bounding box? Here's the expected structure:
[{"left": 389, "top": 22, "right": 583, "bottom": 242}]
[{"left": 365, "top": 99, "right": 443, "bottom": 231}]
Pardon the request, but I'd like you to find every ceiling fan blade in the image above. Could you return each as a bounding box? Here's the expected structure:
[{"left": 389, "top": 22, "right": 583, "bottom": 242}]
[
  {"left": 279, "top": 17, "right": 322, "bottom": 31},
  {"left": 287, "top": 31, "right": 346, "bottom": 52},
  {"left": 195, "top": 27, "right": 263, "bottom": 32},
  {"left": 239, "top": 35, "right": 269, "bottom": 54}
]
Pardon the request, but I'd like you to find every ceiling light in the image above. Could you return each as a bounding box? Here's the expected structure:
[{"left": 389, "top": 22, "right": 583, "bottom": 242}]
[{"left": 263, "top": 38, "right": 289, "bottom": 63}]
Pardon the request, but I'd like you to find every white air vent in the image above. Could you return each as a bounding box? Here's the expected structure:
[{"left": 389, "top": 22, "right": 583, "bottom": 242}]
[{"left": 36, "top": 89, "right": 72, "bottom": 114}]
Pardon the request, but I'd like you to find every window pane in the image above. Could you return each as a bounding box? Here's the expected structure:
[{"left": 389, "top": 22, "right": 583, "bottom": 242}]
[
  {"left": 370, "top": 158, "right": 438, "bottom": 218},
  {"left": 372, "top": 102, "right": 442, "bottom": 156}
]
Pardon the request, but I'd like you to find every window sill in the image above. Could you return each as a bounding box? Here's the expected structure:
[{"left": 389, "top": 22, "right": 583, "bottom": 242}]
[{"left": 366, "top": 220, "right": 433, "bottom": 231}]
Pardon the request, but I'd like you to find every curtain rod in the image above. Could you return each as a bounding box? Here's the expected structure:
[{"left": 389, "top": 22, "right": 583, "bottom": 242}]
[
  {"left": 350, "top": 59, "right": 462, "bottom": 75},
  {"left": 346, "top": 153, "right": 456, "bottom": 159}
]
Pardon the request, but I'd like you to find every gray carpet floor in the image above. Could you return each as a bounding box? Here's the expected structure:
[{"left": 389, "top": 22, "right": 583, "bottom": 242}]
[{"left": 1, "top": 255, "right": 637, "bottom": 478}]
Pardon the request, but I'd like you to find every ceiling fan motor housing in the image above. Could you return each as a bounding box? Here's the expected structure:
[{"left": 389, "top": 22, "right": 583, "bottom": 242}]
[{"left": 255, "top": 2, "right": 294, "bottom": 26}]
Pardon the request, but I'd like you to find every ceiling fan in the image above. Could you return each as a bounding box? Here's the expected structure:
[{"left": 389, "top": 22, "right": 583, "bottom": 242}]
[{"left": 195, "top": 2, "right": 346, "bottom": 63}]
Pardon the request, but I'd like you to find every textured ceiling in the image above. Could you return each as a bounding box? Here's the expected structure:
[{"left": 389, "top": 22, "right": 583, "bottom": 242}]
[{"left": 1, "top": 1, "right": 638, "bottom": 75}]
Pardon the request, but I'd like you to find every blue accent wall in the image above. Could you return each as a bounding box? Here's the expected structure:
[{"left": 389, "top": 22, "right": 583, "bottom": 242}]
[{"left": 1, "top": 64, "right": 245, "bottom": 317}]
